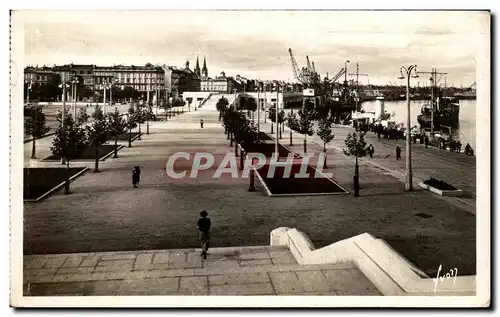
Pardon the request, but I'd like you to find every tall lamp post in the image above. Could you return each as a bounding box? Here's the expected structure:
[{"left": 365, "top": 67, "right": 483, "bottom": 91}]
[
  {"left": 26, "top": 81, "right": 32, "bottom": 104},
  {"left": 429, "top": 76, "right": 434, "bottom": 136},
  {"left": 256, "top": 83, "right": 261, "bottom": 135},
  {"left": 398, "top": 65, "right": 419, "bottom": 191},
  {"left": 273, "top": 83, "right": 279, "bottom": 160},
  {"left": 109, "top": 78, "right": 117, "bottom": 111},
  {"left": 71, "top": 77, "right": 79, "bottom": 119},
  {"left": 103, "top": 81, "right": 111, "bottom": 115},
  {"left": 58, "top": 74, "right": 70, "bottom": 165},
  {"left": 263, "top": 83, "right": 267, "bottom": 123},
  {"left": 344, "top": 60, "right": 350, "bottom": 103}
]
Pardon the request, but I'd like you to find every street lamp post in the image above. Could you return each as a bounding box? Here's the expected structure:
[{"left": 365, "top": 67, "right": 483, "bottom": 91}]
[
  {"left": 58, "top": 74, "right": 70, "bottom": 165},
  {"left": 256, "top": 84, "right": 261, "bottom": 135},
  {"left": 343, "top": 60, "right": 351, "bottom": 104},
  {"left": 71, "top": 77, "right": 79, "bottom": 119},
  {"left": 398, "top": 65, "right": 419, "bottom": 191},
  {"left": 429, "top": 76, "right": 435, "bottom": 136},
  {"left": 102, "top": 82, "right": 107, "bottom": 115},
  {"left": 263, "top": 84, "right": 267, "bottom": 123},
  {"left": 26, "top": 81, "right": 32, "bottom": 104},
  {"left": 274, "top": 83, "right": 279, "bottom": 160}
]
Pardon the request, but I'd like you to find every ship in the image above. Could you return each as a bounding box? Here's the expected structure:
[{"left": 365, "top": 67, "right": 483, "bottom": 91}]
[{"left": 417, "top": 96, "right": 460, "bottom": 129}]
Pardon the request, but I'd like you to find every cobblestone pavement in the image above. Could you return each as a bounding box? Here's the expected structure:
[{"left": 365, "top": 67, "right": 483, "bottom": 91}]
[
  {"left": 23, "top": 94, "right": 476, "bottom": 276},
  {"left": 261, "top": 112, "right": 476, "bottom": 215},
  {"left": 23, "top": 245, "right": 381, "bottom": 296}
]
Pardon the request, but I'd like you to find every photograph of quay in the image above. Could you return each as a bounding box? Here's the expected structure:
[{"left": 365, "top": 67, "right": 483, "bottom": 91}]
[{"left": 11, "top": 9, "right": 489, "bottom": 306}]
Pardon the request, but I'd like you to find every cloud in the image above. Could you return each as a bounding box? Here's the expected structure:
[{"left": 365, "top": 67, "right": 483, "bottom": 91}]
[{"left": 20, "top": 10, "right": 485, "bottom": 86}]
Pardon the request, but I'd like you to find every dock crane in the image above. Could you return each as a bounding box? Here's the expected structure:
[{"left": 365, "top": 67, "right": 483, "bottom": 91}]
[
  {"left": 329, "top": 68, "right": 346, "bottom": 84},
  {"left": 288, "top": 48, "right": 320, "bottom": 88}
]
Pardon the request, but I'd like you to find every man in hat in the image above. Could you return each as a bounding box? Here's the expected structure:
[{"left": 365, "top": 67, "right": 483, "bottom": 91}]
[{"left": 197, "top": 210, "right": 211, "bottom": 259}]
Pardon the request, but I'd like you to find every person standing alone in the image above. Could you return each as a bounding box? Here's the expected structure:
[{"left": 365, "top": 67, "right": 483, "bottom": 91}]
[
  {"left": 197, "top": 210, "right": 211, "bottom": 259},
  {"left": 200, "top": 118, "right": 204, "bottom": 128},
  {"left": 132, "top": 166, "right": 141, "bottom": 188},
  {"left": 395, "top": 146, "right": 402, "bottom": 160}
]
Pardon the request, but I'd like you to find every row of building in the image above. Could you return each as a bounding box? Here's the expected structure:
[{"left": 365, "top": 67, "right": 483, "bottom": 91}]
[{"left": 24, "top": 57, "right": 303, "bottom": 100}]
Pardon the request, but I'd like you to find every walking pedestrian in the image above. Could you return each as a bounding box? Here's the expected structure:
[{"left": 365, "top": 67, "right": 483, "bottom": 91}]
[
  {"left": 424, "top": 136, "right": 429, "bottom": 148},
  {"left": 396, "top": 146, "right": 401, "bottom": 160},
  {"left": 197, "top": 210, "right": 211, "bottom": 259},
  {"left": 200, "top": 118, "right": 204, "bottom": 128},
  {"left": 368, "top": 144, "right": 374, "bottom": 158},
  {"left": 132, "top": 166, "right": 141, "bottom": 188}
]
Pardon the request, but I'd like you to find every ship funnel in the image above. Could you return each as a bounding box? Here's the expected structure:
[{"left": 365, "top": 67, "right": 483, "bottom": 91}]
[{"left": 375, "top": 96, "right": 385, "bottom": 121}]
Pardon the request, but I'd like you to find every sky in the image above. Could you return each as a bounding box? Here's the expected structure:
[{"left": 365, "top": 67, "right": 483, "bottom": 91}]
[{"left": 19, "top": 10, "right": 488, "bottom": 87}]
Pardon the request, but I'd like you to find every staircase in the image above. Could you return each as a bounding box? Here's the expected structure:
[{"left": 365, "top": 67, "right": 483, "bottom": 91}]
[{"left": 23, "top": 245, "right": 380, "bottom": 296}]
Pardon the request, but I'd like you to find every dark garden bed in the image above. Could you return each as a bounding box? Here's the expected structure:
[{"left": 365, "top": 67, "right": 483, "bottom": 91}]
[
  {"left": 116, "top": 132, "right": 142, "bottom": 141},
  {"left": 242, "top": 143, "right": 300, "bottom": 159},
  {"left": 423, "top": 177, "right": 458, "bottom": 191},
  {"left": 257, "top": 132, "right": 274, "bottom": 141},
  {"left": 42, "top": 144, "right": 121, "bottom": 162},
  {"left": 256, "top": 163, "right": 348, "bottom": 195},
  {"left": 24, "top": 167, "right": 88, "bottom": 201}
]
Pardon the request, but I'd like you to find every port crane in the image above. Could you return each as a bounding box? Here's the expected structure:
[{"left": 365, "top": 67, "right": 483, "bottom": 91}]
[{"left": 288, "top": 48, "right": 320, "bottom": 88}]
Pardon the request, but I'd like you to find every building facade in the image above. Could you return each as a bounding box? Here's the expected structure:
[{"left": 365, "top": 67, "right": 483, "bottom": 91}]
[
  {"left": 201, "top": 71, "right": 240, "bottom": 93},
  {"left": 24, "top": 66, "right": 58, "bottom": 84},
  {"left": 93, "top": 64, "right": 166, "bottom": 93}
]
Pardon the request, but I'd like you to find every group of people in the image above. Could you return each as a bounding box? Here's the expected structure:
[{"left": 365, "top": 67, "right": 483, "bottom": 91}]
[{"left": 369, "top": 123, "right": 406, "bottom": 140}]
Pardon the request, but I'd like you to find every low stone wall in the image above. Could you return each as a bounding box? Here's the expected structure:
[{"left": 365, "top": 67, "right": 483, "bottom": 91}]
[{"left": 270, "top": 227, "right": 476, "bottom": 296}]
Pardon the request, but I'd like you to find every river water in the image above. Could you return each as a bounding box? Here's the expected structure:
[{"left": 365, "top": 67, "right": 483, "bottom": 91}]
[{"left": 360, "top": 99, "right": 476, "bottom": 150}]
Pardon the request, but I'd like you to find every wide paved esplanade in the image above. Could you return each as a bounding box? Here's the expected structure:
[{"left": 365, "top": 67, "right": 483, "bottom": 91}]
[{"left": 23, "top": 91, "right": 476, "bottom": 296}]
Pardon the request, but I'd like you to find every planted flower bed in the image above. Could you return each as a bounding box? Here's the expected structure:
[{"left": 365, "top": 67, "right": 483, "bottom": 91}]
[
  {"left": 24, "top": 167, "right": 88, "bottom": 201},
  {"left": 257, "top": 132, "right": 274, "bottom": 141},
  {"left": 242, "top": 143, "right": 300, "bottom": 159},
  {"left": 419, "top": 177, "right": 463, "bottom": 197},
  {"left": 42, "top": 144, "right": 122, "bottom": 162},
  {"left": 255, "top": 163, "right": 348, "bottom": 196}
]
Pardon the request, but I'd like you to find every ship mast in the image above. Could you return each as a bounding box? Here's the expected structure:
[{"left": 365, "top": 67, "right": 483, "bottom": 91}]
[{"left": 416, "top": 67, "right": 447, "bottom": 135}]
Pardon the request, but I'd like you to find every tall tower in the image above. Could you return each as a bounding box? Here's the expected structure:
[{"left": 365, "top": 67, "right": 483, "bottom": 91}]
[
  {"left": 185, "top": 60, "right": 190, "bottom": 70},
  {"left": 202, "top": 57, "right": 208, "bottom": 78},
  {"left": 194, "top": 56, "right": 201, "bottom": 77}
]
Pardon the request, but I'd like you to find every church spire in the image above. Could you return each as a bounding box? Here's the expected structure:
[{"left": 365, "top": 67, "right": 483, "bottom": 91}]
[
  {"left": 202, "top": 56, "right": 208, "bottom": 78},
  {"left": 194, "top": 56, "right": 201, "bottom": 76}
]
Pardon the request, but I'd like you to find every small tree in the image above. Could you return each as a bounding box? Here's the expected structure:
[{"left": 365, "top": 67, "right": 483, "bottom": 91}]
[
  {"left": 25, "top": 107, "right": 51, "bottom": 159},
  {"left": 216, "top": 97, "right": 229, "bottom": 121},
  {"left": 172, "top": 98, "right": 186, "bottom": 116},
  {"left": 297, "top": 100, "right": 316, "bottom": 153},
  {"left": 75, "top": 105, "right": 89, "bottom": 126},
  {"left": 50, "top": 115, "right": 88, "bottom": 194},
  {"left": 143, "top": 103, "right": 156, "bottom": 134},
  {"left": 222, "top": 107, "right": 240, "bottom": 147},
  {"left": 241, "top": 97, "right": 258, "bottom": 121},
  {"left": 135, "top": 103, "right": 146, "bottom": 140},
  {"left": 160, "top": 99, "right": 171, "bottom": 120},
  {"left": 87, "top": 105, "right": 109, "bottom": 172},
  {"left": 316, "top": 118, "right": 335, "bottom": 168},
  {"left": 107, "top": 107, "right": 127, "bottom": 158},
  {"left": 268, "top": 106, "right": 276, "bottom": 134},
  {"left": 286, "top": 111, "right": 299, "bottom": 146},
  {"left": 343, "top": 132, "right": 367, "bottom": 197},
  {"left": 278, "top": 109, "right": 285, "bottom": 139},
  {"left": 125, "top": 106, "right": 137, "bottom": 148}
]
